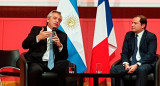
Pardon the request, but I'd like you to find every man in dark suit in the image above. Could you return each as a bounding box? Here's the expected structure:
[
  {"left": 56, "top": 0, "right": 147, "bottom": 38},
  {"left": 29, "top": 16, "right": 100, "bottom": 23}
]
[
  {"left": 22, "top": 10, "right": 71, "bottom": 86},
  {"left": 110, "top": 15, "right": 157, "bottom": 86}
]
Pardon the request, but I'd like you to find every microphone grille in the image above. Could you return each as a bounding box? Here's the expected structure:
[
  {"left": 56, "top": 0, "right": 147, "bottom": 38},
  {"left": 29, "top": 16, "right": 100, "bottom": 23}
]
[{"left": 52, "top": 27, "right": 56, "bottom": 32}]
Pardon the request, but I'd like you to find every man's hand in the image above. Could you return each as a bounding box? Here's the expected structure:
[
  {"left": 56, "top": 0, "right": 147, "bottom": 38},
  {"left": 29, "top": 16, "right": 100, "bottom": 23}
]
[
  {"left": 37, "top": 28, "right": 52, "bottom": 41},
  {"left": 128, "top": 64, "right": 138, "bottom": 73},
  {"left": 124, "top": 63, "right": 130, "bottom": 70},
  {"left": 52, "top": 32, "right": 63, "bottom": 48}
]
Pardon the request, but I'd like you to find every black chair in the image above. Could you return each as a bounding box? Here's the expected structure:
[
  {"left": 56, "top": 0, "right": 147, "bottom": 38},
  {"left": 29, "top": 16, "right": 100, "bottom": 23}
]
[
  {"left": 0, "top": 50, "right": 20, "bottom": 85},
  {"left": 111, "top": 54, "right": 160, "bottom": 86},
  {"left": 0, "top": 50, "right": 20, "bottom": 69},
  {"left": 20, "top": 52, "right": 77, "bottom": 86}
]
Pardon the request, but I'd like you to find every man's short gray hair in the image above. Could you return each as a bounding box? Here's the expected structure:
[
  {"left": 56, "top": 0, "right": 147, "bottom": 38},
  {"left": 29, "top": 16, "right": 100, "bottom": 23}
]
[{"left": 47, "top": 10, "right": 62, "bottom": 18}]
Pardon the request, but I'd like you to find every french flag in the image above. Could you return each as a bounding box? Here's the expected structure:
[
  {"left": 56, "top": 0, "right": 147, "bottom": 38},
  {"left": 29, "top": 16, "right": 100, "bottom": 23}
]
[
  {"left": 90, "top": 0, "right": 117, "bottom": 85},
  {"left": 57, "top": 0, "right": 87, "bottom": 73}
]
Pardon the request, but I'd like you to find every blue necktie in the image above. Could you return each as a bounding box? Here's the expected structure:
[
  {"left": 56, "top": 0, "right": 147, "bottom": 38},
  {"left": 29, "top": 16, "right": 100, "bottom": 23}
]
[
  {"left": 131, "top": 34, "right": 138, "bottom": 65},
  {"left": 48, "top": 36, "right": 54, "bottom": 70}
]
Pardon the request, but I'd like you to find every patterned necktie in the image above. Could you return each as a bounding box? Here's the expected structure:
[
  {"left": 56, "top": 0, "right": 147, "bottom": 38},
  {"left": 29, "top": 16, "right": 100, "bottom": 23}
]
[
  {"left": 48, "top": 36, "right": 54, "bottom": 70},
  {"left": 131, "top": 34, "right": 138, "bottom": 65}
]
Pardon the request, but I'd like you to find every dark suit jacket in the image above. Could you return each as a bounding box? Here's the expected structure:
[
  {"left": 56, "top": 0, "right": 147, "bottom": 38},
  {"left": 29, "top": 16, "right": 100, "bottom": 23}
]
[
  {"left": 121, "top": 30, "right": 157, "bottom": 66},
  {"left": 22, "top": 26, "right": 68, "bottom": 63}
]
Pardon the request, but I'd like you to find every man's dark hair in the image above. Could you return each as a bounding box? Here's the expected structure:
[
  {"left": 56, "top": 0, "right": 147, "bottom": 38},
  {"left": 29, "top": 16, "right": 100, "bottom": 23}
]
[{"left": 134, "top": 15, "right": 147, "bottom": 29}]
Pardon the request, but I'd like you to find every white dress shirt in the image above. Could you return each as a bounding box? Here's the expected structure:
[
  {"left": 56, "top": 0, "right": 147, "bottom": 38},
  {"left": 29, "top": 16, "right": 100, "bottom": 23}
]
[{"left": 42, "top": 26, "right": 52, "bottom": 61}]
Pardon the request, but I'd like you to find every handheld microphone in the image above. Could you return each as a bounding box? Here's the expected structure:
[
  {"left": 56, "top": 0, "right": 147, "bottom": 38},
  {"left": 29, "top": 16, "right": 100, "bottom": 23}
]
[{"left": 52, "top": 27, "right": 56, "bottom": 37}]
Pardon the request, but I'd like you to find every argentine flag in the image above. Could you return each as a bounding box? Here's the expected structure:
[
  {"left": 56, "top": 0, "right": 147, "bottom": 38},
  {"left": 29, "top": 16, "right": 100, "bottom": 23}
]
[{"left": 57, "top": 0, "right": 87, "bottom": 73}]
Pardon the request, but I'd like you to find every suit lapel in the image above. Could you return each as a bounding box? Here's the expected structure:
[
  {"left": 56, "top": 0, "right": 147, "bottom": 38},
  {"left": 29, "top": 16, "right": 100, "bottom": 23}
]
[
  {"left": 130, "top": 32, "right": 135, "bottom": 52},
  {"left": 140, "top": 30, "right": 147, "bottom": 47},
  {"left": 44, "top": 27, "right": 47, "bottom": 43},
  {"left": 44, "top": 27, "right": 47, "bottom": 31}
]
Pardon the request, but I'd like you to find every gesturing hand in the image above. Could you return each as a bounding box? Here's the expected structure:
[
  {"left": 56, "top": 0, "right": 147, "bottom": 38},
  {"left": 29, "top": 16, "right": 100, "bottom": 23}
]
[{"left": 37, "top": 28, "right": 52, "bottom": 41}]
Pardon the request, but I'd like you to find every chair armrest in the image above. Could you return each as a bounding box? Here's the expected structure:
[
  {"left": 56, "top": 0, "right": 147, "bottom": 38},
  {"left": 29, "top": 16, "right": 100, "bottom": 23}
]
[
  {"left": 0, "top": 67, "right": 20, "bottom": 76},
  {"left": 155, "top": 54, "right": 160, "bottom": 86},
  {"left": 111, "top": 59, "right": 121, "bottom": 68},
  {"left": 20, "top": 52, "right": 28, "bottom": 86}
]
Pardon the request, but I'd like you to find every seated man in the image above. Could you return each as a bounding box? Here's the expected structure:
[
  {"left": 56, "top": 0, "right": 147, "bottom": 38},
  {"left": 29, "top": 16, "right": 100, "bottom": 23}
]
[
  {"left": 110, "top": 15, "right": 157, "bottom": 86},
  {"left": 22, "top": 10, "right": 76, "bottom": 86}
]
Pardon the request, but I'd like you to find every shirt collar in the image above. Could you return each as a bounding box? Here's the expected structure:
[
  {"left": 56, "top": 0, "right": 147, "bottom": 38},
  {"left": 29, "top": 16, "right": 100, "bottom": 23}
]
[
  {"left": 136, "top": 30, "right": 144, "bottom": 38},
  {"left": 47, "top": 26, "right": 52, "bottom": 31}
]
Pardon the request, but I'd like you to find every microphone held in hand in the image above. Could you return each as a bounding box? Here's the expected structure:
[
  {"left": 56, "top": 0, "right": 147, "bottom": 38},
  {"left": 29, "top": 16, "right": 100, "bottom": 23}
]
[{"left": 52, "top": 27, "right": 56, "bottom": 37}]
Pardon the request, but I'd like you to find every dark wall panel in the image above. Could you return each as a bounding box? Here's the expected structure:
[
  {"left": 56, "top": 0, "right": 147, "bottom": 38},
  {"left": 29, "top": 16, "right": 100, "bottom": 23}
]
[{"left": 0, "top": 6, "right": 160, "bottom": 18}]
